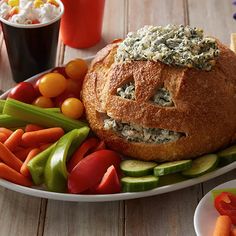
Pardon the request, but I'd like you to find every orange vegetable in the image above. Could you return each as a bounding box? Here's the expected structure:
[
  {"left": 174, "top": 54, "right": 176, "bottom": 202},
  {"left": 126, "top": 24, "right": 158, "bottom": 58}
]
[
  {"left": 231, "top": 227, "right": 236, "bottom": 236},
  {"left": 25, "top": 124, "right": 44, "bottom": 132},
  {"left": 21, "top": 127, "right": 64, "bottom": 147},
  {"left": 0, "top": 132, "right": 8, "bottom": 143},
  {"left": 0, "top": 127, "right": 13, "bottom": 138},
  {"left": 0, "top": 142, "right": 22, "bottom": 171},
  {"left": 39, "top": 143, "right": 53, "bottom": 151},
  {"left": 0, "top": 162, "right": 32, "bottom": 187},
  {"left": 13, "top": 147, "right": 34, "bottom": 161},
  {"left": 4, "top": 129, "right": 24, "bottom": 151},
  {"left": 213, "top": 215, "right": 232, "bottom": 236},
  {"left": 20, "top": 148, "right": 41, "bottom": 177}
]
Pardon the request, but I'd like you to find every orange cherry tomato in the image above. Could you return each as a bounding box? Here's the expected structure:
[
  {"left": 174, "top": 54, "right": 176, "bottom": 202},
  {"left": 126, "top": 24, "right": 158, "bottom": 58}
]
[
  {"left": 61, "top": 98, "right": 84, "bottom": 119},
  {"left": 65, "top": 59, "right": 88, "bottom": 81},
  {"left": 39, "top": 72, "right": 67, "bottom": 98},
  {"left": 33, "top": 96, "right": 54, "bottom": 108},
  {"left": 65, "top": 78, "right": 82, "bottom": 96}
]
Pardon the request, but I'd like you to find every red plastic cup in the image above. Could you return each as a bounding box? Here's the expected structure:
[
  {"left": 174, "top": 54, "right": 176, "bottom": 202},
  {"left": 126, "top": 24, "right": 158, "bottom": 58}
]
[{"left": 60, "top": 0, "right": 105, "bottom": 48}]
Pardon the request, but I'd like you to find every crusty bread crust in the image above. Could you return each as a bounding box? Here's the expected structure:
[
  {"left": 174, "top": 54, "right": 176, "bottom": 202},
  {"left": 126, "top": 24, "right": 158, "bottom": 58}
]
[{"left": 82, "top": 41, "right": 236, "bottom": 161}]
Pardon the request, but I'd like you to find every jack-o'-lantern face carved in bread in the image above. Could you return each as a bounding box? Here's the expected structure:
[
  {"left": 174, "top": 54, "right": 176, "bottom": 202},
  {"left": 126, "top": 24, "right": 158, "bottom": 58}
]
[{"left": 82, "top": 25, "right": 236, "bottom": 161}]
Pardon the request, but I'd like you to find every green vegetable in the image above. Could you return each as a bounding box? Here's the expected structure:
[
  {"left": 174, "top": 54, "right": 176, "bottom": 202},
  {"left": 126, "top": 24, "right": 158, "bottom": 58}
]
[
  {"left": 0, "top": 99, "right": 5, "bottom": 113},
  {"left": 121, "top": 175, "right": 159, "bottom": 192},
  {"left": 154, "top": 160, "right": 192, "bottom": 176},
  {"left": 159, "top": 173, "right": 186, "bottom": 186},
  {"left": 217, "top": 145, "right": 236, "bottom": 166},
  {"left": 211, "top": 188, "right": 236, "bottom": 200},
  {"left": 3, "top": 98, "right": 87, "bottom": 131},
  {"left": 0, "top": 114, "right": 27, "bottom": 128},
  {"left": 28, "top": 143, "right": 56, "bottom": 185},
  {"left": 181, "top": 154, "right": 218, "bottom": 178},
  {"left": 120, "top": 160, "right": 157, "bottom": 177},
  {"left": 44, "top": 107, "right": 61, "bottom": 113},
  {"left": 44, "top": 127, "right": 89, "bottom": 192}
]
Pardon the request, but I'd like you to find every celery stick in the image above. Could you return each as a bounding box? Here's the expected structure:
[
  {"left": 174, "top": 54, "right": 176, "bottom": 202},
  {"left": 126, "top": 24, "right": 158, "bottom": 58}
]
[
  {"left": 0, "top": 114, "right": 27, "bottom": 128},
  {"left": 3, "top": 98, "right": 88, "bottom": 131},
  {"left": 0, "top": 100, "right": 5, "bottom": 113},
  {"left": 44, "top": 107, "right": 61, "bottom": 113}
]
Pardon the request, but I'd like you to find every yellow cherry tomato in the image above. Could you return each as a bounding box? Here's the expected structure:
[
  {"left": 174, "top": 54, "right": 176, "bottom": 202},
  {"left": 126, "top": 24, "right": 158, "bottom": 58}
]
[
  {"left": 61, "top": 98, "right": 84, "bottom": 119},
  {"left": 39, "top": 72, "right": 67, "bottom": 98},
  {"left": 65, "top": 59, "right": 88, "bottom": 81},
  {"left": 33, "top": 96, "right": 54, "bottom": 108},
  {"left": 8, "top": 0, "right": 19, "bottom": 7}
]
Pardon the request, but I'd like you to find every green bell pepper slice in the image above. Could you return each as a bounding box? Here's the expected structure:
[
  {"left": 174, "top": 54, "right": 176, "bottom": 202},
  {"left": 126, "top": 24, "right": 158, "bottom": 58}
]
[
  {"left": 44, "top": 127, "right": 90, "bottom": 192},
  {"left": 28, "top": 143, "right": 57, "bottom": 185}
]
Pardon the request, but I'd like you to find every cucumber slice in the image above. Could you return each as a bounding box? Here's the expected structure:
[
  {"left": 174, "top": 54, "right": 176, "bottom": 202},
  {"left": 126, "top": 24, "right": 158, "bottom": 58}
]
[
  {"left": 121, "top": 176, "right": 159, "bottom": 192},
  {"left": 181, "top": 154, "right": 218, "bottom": 178},
  {"left": 159, "top": 173, "right": 187, "bottom": 186},
  {"left": 217, "top": 145, "right": 236, "bottom": 166},
  {"left": 120, "top": 160, "right": 157, "bottom": 177},
  {"left": 153, "top": 160, "right": 192, "bottom": 176}
]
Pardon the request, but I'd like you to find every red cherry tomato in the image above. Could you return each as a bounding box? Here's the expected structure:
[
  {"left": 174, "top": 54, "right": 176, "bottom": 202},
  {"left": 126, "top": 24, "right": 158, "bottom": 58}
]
[
  {"left": 68, "top": 150, "right": 121, "bottom": 194},
  {"left": 214, "top": 192, "right": 236, "bottom": 224},
  {"left": 53, "top": 91, "right": 78, "bottom": 107},
  {"left": 51, "top": 66, "right": 67, "bottom": 78},
  {"left": 94, "top": 165, "right": 121, "bottom": 194},
  {"left": 65, "top": 78, "right": 82, "bottom": 96},
  {"left": 33, "top": 77, "right": 43, "bottom": 97},
  {"left": 8, "top": 82, "right": 37, "bottom": 103}
]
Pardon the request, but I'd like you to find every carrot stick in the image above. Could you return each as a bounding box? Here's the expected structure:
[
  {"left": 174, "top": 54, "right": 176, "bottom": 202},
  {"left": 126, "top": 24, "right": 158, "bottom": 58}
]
[
  {"left": 21, "top": 127, "right": 64, "bottom": 147},
  {"left": 14, "top": 147, "right": 35, "bottom": 161},
  {"left": 231, "top": 227, "right": 236, "bottom": 236},
  {"left": 0, "top": 132, "right": 8, "bottom": 143},
  {"left": 4, "top": 129, "right": 24, "bottom": 151},
  {"left": 20, "top": 148, "right": 41, "bottom": 178},
  {"left": 0, "top": 142, "right": 23, "bottom": 171},
  {"left": 213, "top": 215, "right": 232, "bottom": 236},
  {"left": 0, "top": 162, "right": 32, "bottom": 187},
  {"left": 0, "top": 127, "right": 13, "bottom": 138},
  {"left": 39, "top": 143, "right": 53, "bottom": 151},
  {"left": 25, "top": 124, "right": 44, "bottom": 132}
]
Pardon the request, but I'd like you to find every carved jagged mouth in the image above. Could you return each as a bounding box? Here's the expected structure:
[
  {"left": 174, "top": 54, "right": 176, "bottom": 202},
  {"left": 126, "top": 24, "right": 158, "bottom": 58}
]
[{"left": 103, "top": 117, "right": 185, "bottom": 144}]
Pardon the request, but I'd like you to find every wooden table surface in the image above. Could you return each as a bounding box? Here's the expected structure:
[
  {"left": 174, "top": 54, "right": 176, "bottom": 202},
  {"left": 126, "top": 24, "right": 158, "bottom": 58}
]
[{"left": 0, "top": 0, "right": 235, "bottom": 235}]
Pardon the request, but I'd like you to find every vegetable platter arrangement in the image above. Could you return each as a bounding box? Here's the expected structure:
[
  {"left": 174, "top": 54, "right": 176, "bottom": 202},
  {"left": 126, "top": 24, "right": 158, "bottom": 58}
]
[{"left": 0, "top": 57, "right": 235, "bottom": 202}]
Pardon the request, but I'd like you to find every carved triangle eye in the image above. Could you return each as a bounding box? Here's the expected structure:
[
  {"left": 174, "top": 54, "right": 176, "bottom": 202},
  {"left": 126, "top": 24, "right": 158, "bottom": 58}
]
[
  {"left": 152, "top": 87, "right": 173, "bottom": 107},
  {"left": 116, "top": 81, "right": 135, "bottom": 100}
]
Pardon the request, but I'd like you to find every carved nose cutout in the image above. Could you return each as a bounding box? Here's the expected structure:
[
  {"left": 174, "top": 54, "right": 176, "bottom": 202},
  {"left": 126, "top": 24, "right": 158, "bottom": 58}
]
[
  {"left": 151, "top": 87, "right": 174, "bottom": 107},
  {"left": 116, "top": 80, "right": 135, "bottom": 100}
]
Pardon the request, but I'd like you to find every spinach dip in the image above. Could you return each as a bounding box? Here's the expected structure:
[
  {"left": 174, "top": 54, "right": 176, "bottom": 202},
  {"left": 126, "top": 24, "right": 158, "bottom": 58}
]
[
  {"left": 104, "top": 118, "right": 183, "bottom": 144},
  {"left": 115, "top": 25, "right": 220, "bottom": 71}
]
